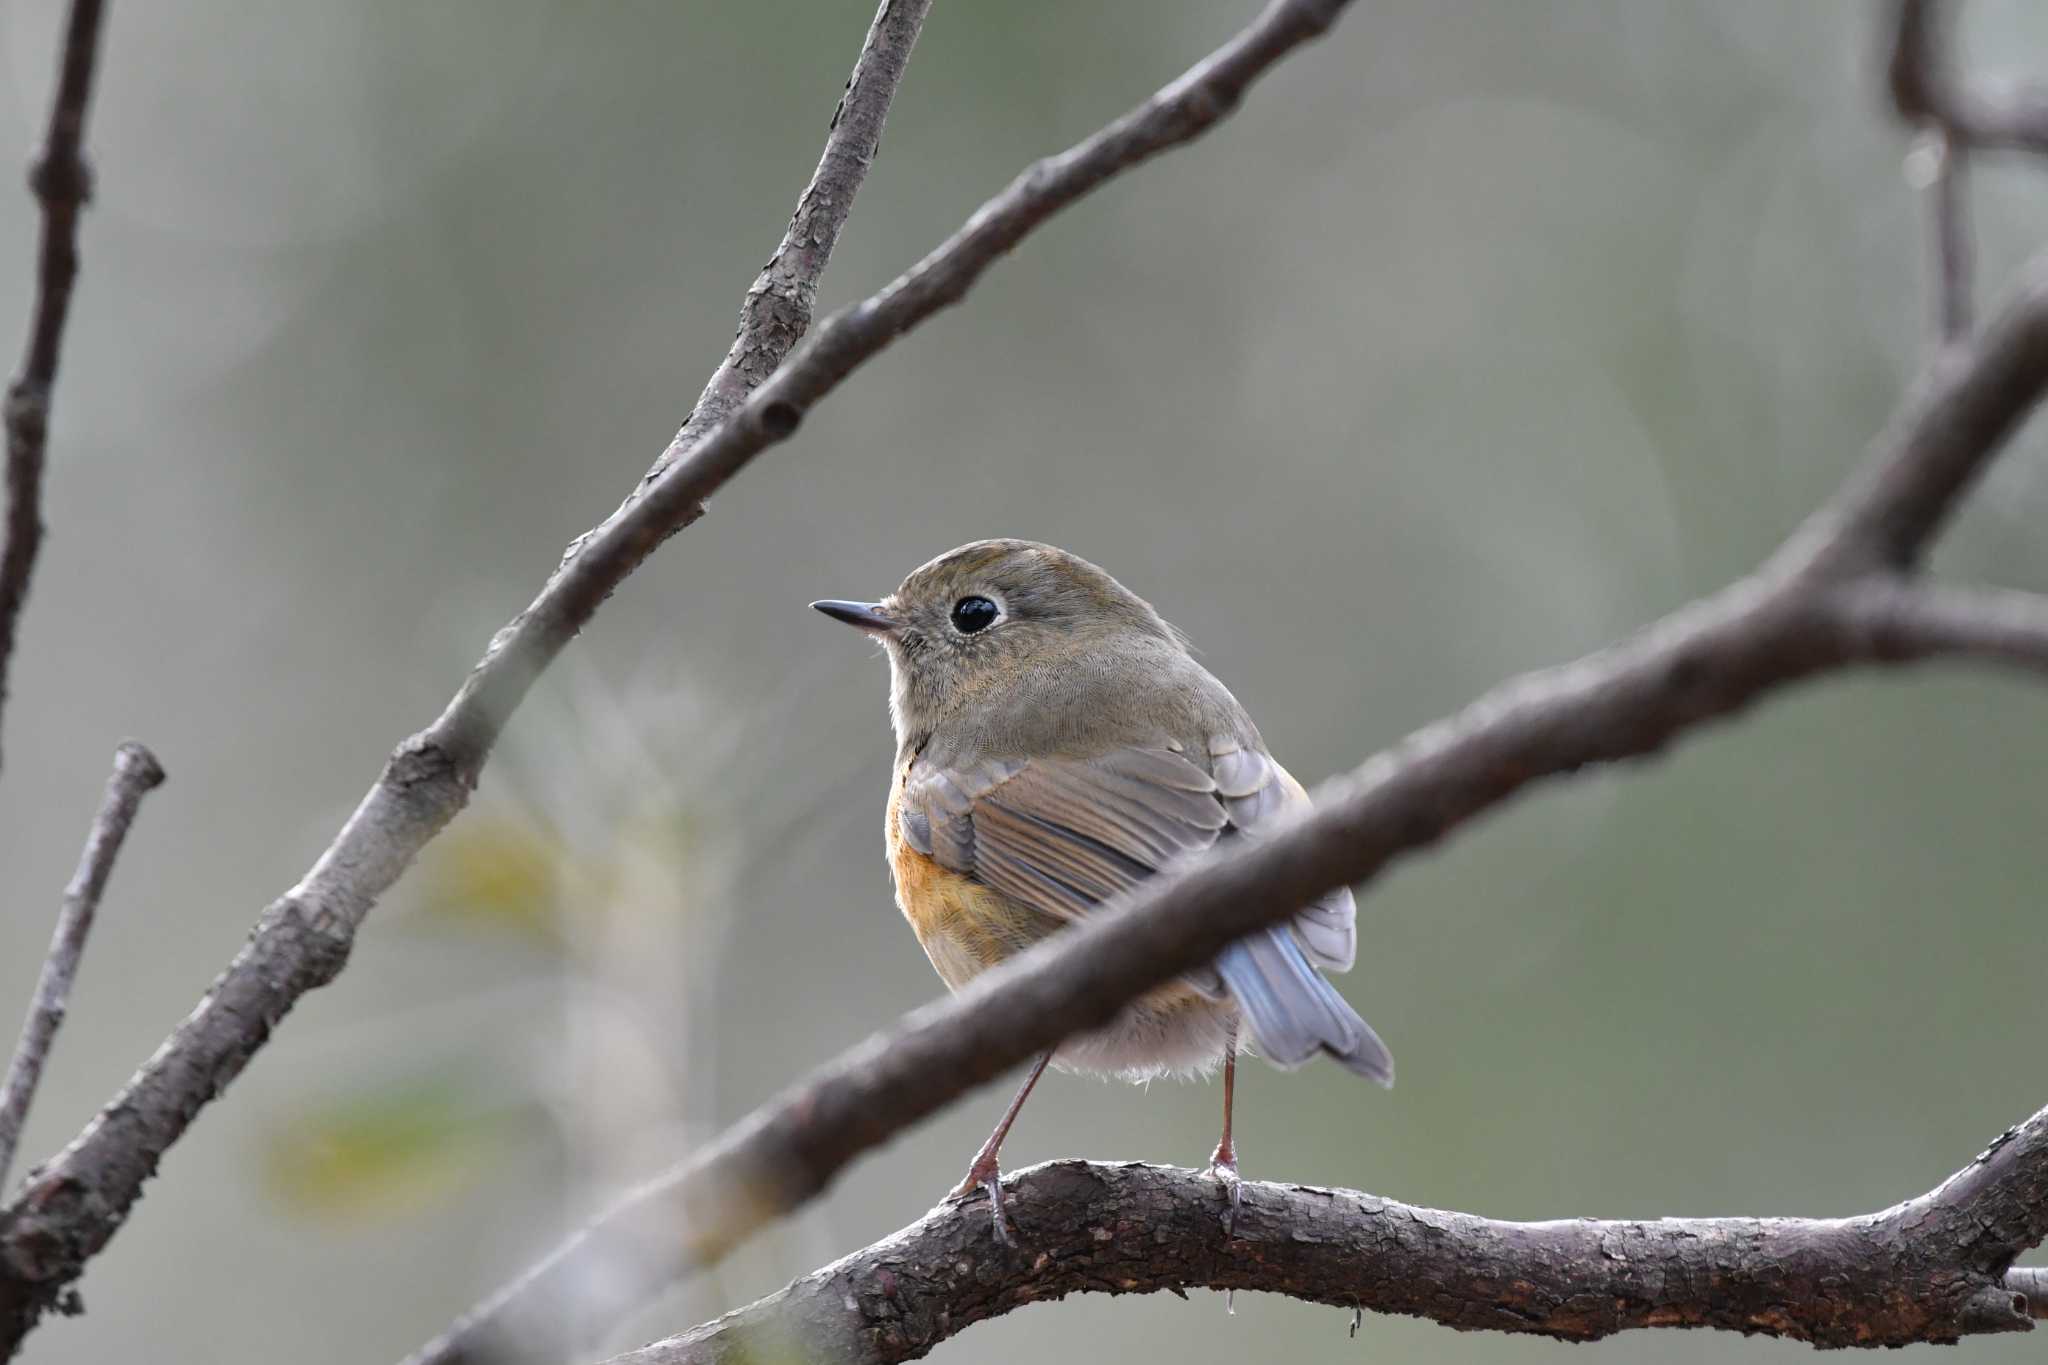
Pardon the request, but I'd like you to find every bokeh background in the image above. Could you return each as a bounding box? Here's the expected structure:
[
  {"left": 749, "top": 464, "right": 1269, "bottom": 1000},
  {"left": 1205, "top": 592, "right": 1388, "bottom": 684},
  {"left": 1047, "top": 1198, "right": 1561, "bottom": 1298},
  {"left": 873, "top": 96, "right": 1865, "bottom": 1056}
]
[{"left": 2, "top": 1, "right": 2047, "bottom": 1361}]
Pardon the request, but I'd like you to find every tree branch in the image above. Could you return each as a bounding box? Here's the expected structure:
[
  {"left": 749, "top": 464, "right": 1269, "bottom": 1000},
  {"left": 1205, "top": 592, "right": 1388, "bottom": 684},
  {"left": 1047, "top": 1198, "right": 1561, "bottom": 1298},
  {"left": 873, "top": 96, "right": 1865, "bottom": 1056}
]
[
  {"left": 1824, "top": 577, "right": 2048, "bottom": 674},
  {"left": 1915, "top": 127, "right": 1973, "bottom": 343},
  {"left": 1773, "top": 259, "right": 2048, "bottom": 577},
  {"left": 0, "top": 742, "right": 162, "bottom": 1191},
  {"left": 1890, "top": 0, "right": 2048, "bottom": 155},
  {"left": 398, "top": 253, "right": 2048, "bottom": 1365},
  {"left": 615, "top": 1101, "right": 2048, "bottom": 1365},
  {"left": 1891, "top": 3, "right": 1976, "bottom": 344},
  {"left": 0, "top": 0, "right": 107, "bottom": 776},
  {"left": 645, "top": 0, "right": 928, "bottom": 489},
  {"left": 0, "top": 0, "right": 1371, "bottom": 1350}
]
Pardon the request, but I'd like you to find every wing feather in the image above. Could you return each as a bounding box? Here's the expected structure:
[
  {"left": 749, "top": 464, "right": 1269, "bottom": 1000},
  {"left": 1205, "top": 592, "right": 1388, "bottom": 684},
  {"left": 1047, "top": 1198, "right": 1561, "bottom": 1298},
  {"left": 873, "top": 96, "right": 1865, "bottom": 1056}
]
[
  {"left": 1208, "top": 736, "right": 1358, "bottom": 972},
  {"left": 897, "top": 737, "right": 1359, "bottom": 1008}
]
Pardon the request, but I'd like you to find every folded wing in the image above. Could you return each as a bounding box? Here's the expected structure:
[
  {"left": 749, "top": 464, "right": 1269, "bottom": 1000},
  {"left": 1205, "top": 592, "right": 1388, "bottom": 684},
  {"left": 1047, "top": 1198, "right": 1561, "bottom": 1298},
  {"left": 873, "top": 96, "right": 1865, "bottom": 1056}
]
[{"left": 898, "top": 737, "right": 1390, "bottom": 1082}]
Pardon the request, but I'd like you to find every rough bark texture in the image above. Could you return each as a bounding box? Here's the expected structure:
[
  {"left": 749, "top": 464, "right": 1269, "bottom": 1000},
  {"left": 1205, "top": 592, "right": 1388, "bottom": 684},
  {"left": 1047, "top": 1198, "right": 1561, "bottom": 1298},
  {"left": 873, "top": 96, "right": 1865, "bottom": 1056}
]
[
  {"left": 0, "top": 0, "right": 105, "bottom": 775},
  {"left": 612, "top": 1125, "right": 2048, "bottom": 1365}
]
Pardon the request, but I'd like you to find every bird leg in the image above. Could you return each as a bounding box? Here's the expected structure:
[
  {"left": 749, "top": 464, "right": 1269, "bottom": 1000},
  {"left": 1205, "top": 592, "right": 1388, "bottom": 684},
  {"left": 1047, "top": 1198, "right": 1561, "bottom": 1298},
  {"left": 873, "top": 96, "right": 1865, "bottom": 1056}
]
[
  {"left": 1203, "top": 1019, "right": 1242, "bottom": 1234},
  {"left": 950, "top": 1049, "right": 1052, "bottom": 1246}
]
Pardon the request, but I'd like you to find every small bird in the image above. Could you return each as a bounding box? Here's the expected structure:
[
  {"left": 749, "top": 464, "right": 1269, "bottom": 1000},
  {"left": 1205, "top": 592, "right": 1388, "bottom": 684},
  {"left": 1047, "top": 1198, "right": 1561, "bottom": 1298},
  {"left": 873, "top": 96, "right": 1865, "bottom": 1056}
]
[{"left": 813, "top": 539, "right": 1391, "bottom": 1239}]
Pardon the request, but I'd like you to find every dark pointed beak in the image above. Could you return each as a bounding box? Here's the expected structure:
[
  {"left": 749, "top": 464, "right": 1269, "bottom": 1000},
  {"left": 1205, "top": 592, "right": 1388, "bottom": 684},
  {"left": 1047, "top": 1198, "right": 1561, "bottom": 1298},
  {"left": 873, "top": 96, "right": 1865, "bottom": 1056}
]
[{"left": 810, "top": 599, "right": 897, "bottom": 633}]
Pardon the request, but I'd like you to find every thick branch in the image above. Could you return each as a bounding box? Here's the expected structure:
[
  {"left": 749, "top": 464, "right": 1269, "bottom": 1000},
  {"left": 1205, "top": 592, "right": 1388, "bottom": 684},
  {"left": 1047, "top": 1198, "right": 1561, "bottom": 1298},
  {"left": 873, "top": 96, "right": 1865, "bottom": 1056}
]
[
  {"left": 620, "top": 1104, "right": 2048, "bottom": 1364},
  {"left": 0, "top": 0, "right": 1369, "bottom": 1350},
  {"left": 0, "top": 0, "right": 107, "bottom": 775},
  {"left": 0, "top": 742, "right": 162, "bottom": 1191}
]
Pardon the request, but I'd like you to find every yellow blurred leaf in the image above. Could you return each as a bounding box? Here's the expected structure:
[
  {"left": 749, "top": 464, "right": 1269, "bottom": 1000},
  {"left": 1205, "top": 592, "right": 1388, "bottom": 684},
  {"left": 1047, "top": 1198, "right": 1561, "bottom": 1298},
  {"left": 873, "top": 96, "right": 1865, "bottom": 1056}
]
[
  {"left": 262, "top": 1074, "right": 532, "bottom": 1223},
  {"left": 412, "top": 814, "right": 570, "bottom": 948}
]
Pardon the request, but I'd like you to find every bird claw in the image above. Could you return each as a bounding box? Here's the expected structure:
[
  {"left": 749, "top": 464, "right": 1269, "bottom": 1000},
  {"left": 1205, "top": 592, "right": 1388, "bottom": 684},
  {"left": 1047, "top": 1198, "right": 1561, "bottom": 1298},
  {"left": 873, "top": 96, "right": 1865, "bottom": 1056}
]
[
  {"left": 950, "top": 1161, "right": 1016, "bottom": 1246},
  {"left": 1202, "top": 1155, "right": 1242, "bottom": 1237}
]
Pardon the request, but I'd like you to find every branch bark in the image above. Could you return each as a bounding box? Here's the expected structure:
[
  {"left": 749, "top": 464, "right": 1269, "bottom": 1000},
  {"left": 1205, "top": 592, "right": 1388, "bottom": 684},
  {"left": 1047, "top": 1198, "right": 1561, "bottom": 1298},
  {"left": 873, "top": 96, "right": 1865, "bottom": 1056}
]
[
  {"left": 614, "top": 1102, "right": 2048, "bottom": 1365},
  {"left": 0, "top": 0, "right": 107, "bottom": 776},
  {"left": 398, "top": 255, "right": 2048, "bottom": 1365},
  {"left": 0, "top": 742, "right": 162, "bottom": 1192},
  {"left": 0, "top": 0, "right": 1368, "bottom": 1350}
]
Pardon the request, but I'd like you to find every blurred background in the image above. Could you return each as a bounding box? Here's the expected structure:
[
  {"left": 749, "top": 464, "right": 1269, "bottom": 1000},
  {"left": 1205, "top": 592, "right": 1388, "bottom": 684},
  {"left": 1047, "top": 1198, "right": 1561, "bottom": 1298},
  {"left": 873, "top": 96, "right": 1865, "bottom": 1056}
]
[{"left": 2, "top": 1, "right": 2046, "bottom": 1361}]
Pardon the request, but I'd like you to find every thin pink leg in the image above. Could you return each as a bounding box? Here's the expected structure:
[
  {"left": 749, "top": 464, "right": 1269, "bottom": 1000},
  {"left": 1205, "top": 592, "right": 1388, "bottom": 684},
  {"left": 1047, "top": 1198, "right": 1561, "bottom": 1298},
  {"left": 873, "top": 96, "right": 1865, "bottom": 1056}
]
[
  {"left": 1205, "top": 1020, "right": 1243, "bottom": 1233},
  {"left": 951, "top": 1050, "right": 1052, "bottom": 1245}
]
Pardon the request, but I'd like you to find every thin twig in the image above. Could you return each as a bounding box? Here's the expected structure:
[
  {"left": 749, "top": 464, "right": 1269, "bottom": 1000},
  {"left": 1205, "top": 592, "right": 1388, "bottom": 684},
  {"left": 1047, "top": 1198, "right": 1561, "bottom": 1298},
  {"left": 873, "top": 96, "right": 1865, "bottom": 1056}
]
[
  {"left": 1892, "top": 3, "right": 1975, "bottom": 342},
  {"left": 0, "top": 0, "right": 1368, "bottom": 1349},
  {"left": 1825, "top": 576, "right": 2048, "bottom": 672},
  {"left": 646, "top": 0, "right": 930, "bottom": 488},
  {"left": 616, "top": 1102, "right": 2048, "bottom": 1364},
  {"left": 1922, "top": 127, "right": 1974, "bottom": 342},
  {"left": 0, "top": 743, "right": 163, "bottom": 1191},
  {"left": 394, "top": 254, "right": 2048, "bottom": 1365},
  {"left": 0, "top": 0, "right": 108, "bottom": 776}
]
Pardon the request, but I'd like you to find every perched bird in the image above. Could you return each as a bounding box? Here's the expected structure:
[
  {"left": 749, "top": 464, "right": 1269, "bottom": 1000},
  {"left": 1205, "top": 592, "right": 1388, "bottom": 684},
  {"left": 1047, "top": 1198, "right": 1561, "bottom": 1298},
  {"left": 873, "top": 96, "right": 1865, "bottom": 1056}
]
[{"left": 813, "top": 539, "right": 1390, "bottom": 1238}]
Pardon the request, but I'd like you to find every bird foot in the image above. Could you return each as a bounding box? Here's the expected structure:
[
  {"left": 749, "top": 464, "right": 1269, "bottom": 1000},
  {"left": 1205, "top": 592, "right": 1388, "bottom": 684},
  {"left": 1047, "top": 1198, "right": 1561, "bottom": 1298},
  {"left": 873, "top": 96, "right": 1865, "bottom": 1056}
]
[
  {"left": 949, "top": 1155, "right": 1016, "bottom": 1246},
  {"left": 1202, "top": 1148, "right": 1242, "bottom": 1237}
]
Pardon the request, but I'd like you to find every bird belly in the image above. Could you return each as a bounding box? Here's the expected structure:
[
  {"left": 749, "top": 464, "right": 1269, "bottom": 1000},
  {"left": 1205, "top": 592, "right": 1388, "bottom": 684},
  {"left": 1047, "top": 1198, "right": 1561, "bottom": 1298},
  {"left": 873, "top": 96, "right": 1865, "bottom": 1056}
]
[{"left": 886, "top": 776, "right": 1239, "bottom": 1081}]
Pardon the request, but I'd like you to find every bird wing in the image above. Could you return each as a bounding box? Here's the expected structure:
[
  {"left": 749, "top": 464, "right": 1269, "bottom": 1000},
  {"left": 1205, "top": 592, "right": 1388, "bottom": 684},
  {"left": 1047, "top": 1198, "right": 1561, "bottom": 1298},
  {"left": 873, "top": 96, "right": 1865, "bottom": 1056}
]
[
  {"left": 899, "top": 735, "right": 1357, "bottom": 971},
  {"left": 901, "top": 737, "right": 1387, "bottom": 1080},
  {"left": 1205, "top": 736, "right": 1358, "bottom": 972},
  {"left": 899, "top": 743, "right": 1225, "bottom": 923}
]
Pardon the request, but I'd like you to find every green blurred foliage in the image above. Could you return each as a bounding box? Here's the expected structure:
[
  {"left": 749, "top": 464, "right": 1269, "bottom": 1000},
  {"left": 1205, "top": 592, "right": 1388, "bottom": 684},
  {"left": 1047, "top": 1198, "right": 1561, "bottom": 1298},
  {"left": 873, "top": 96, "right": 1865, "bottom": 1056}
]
[
  {"left": 262, "top": 1071, "right": 536, "bottom": 1223},
  {"left": 411, "top": 813, "right": 573, "bottom": 951}
]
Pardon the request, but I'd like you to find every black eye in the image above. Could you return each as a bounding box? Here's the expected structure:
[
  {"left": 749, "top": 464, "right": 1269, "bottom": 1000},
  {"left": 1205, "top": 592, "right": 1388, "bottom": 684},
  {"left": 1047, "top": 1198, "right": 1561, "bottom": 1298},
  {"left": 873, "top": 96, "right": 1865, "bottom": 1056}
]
[{"left": 950, "top": 595, "right": 999, "bottom": 634}]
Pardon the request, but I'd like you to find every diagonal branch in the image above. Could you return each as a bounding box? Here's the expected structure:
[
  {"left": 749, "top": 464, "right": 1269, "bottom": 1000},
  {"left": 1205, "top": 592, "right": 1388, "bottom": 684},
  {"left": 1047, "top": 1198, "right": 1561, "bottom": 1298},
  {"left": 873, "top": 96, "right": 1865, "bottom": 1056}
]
[
  {"left": 648, "top": 0, "right": 928, "bottom": 488},
  {"left": 617, "top": 1101, "right": 2048, "bottom": 1364},
  {"left": 0, "top": 742, "right": 162, "bottom": 1191},
  {"left": 399, "top": 254, "right": 2048, "bottom": 1365},
  {"left": 0, "top": 0, "right": 108, "bottom": 776},
  {"left": 0, "top": 0, "right": 1368, "bottom": 1351},
  {"left": 1772, "top": 260, "right": 2048, "bottom": 576}
]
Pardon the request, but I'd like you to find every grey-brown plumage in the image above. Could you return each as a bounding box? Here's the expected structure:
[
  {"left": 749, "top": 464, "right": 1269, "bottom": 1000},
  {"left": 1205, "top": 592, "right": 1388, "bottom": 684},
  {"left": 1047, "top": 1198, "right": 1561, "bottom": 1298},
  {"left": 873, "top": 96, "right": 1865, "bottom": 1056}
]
[
  {"left": 822, "top": 539, "right": 1391, "bottom": 1082},
  {"left": 814, "top": 538, "right": 1390, "bottom": 1238}
]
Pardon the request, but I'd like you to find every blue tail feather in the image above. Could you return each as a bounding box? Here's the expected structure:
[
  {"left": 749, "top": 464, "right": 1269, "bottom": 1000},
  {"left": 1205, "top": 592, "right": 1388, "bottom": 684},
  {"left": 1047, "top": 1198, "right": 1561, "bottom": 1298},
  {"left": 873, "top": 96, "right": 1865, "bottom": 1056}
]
[{"left": 1215, "top": 926, "right": 1393, "bottom": 1085}]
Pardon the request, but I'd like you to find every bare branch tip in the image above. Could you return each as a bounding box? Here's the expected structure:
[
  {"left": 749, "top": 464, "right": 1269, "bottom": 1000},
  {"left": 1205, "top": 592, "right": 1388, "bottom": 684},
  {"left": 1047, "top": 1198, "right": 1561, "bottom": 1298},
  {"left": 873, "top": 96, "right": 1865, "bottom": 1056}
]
[{"left": 112, "top": 741, "right": 165, "bottom": 790}]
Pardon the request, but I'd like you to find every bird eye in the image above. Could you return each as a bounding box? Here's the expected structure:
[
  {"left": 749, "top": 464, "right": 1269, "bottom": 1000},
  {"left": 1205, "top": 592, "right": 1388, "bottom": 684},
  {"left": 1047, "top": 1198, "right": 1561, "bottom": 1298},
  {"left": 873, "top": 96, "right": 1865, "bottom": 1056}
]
[{"left": 949, "top": 595, "right": 999, "bottom": 634}]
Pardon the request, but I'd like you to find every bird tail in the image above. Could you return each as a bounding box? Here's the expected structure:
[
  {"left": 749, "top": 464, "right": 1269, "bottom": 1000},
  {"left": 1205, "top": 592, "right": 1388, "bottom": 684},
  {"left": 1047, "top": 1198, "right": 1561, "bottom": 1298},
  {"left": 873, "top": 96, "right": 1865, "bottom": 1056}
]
[{"left": 1215, "top": 926, "right": 1393, "bottom": 1085}]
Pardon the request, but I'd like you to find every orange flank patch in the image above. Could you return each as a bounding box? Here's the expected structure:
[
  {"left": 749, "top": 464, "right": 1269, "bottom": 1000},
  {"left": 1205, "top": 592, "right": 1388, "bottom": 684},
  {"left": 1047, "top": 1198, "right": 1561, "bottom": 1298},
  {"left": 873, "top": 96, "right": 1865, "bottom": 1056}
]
[
  {"left": 886, "top": 771, "right": 1024, "bottom": 990},
  {"left": 883, "top": 761, "right": 1214, "bottom": 1020}
]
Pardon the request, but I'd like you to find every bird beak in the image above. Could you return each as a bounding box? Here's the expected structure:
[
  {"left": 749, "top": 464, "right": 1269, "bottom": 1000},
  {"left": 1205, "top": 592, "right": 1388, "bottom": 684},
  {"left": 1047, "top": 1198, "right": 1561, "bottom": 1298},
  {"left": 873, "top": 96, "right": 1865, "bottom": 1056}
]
[{"left": 810, "top": 599, "right": 897, "bottom": 633}]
